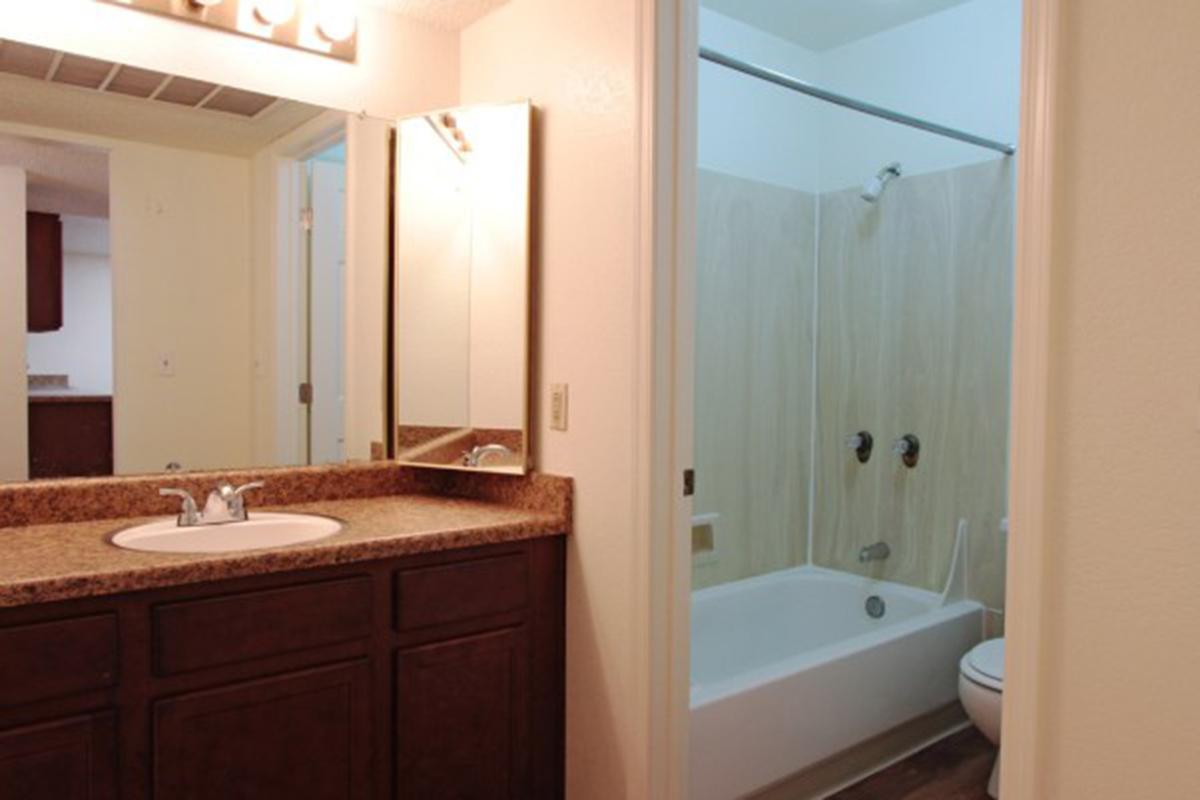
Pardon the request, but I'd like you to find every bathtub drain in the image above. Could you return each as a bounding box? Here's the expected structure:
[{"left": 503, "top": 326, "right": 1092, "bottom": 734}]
[{"left": 865, "top": 595, "right": 886, "bottom": 619}]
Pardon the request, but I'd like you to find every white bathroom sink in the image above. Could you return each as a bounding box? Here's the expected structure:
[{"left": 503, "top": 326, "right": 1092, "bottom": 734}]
[{"left": 110, "top": 513, "right": 343, "bottom": 554}]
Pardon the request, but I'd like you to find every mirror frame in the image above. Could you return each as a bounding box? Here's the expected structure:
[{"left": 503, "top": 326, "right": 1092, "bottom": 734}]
[{"left": 390, "top": 100, "right": 534, "bottom": 475}]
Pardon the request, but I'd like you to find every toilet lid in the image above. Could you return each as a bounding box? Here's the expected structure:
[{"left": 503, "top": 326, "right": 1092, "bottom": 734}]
[{"left": 967, "top": 639, "right": 1005, "bottom": 683}]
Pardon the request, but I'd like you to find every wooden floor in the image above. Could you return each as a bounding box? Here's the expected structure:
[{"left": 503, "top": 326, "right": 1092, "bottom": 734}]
[{"left": 829, "top": 728, "right": 996, "bottom": 800}]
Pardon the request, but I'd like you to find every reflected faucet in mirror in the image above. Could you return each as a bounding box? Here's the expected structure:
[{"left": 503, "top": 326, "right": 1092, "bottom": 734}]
[{"left": 463, "top": 444, "right": 515, "bottom": 468}]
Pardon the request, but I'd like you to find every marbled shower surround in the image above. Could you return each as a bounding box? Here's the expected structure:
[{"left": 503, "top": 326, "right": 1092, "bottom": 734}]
[
  {"left": 693, "top": 169, "right": 815, "bottom": 590},
  {"left": 694, "top": 158, "right": 1014, "bottom": 615}
]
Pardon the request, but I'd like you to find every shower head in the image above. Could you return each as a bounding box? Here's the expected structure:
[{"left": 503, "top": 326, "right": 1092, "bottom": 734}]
[{"left": 860, "top": 162, "right": 902, "bottom": 203}]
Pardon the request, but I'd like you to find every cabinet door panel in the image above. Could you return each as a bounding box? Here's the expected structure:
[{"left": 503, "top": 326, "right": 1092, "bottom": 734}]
[
  {"left": 26, "top": 211, "right": 62, "bottom": 333},
  {"left": 0, "top": 614, "right": 118, "bottom": 709},
  {"left": 0, "top": 712, "right": 116, "bottom": 800},
  {"left": 154, "top": 661, "right": 371, "bottom": 800},
  {"left": 396, "top": 626, "right": 531, "bottom": 799}
]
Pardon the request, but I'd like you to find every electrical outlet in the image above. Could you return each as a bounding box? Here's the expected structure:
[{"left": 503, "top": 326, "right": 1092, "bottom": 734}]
[
  {"left": 550, "top": 383, "right": 569, "bottom": 431},
  {"left": 157, "top": 351, "right": 176, "bottom": 377}
]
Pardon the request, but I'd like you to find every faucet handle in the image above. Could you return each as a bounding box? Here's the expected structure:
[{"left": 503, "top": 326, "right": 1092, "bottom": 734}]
[
  {"left": 845, "top": 431, "right": 874, "bottom": 463},
  {"left": 892, "top": 434, "right": 921, "bottom": 467},
  {"left": 227, "top": 481, "right": 265, "bottom": 520},
  {"left": 159, "top": 488, "right": 199, "bottom": 526}
]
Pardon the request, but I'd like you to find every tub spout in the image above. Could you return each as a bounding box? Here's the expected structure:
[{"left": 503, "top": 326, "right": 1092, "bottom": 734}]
[{"left": 858, "top": 542, "right": 891, "bottom": 563}]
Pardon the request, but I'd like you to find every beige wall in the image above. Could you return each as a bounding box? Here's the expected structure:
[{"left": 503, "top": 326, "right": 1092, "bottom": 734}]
[
  {"left": 460, "top": 0, "right": 647, "bottom": 796},
  {"left": 465, "top": 103, "right": 531, "bottom": 431},
  {"left": 0, "top": 166, "right": 27, "bottom": 482},
  {"left": 693, "top": 169, "right": 815, "bottom": 590},
  {"left": 342, "top": 116, "right": 393, "bottom": 462},
  {"left": 0, "top": 0, "right": 457, "bottom": 121},
  {"left": 108, "top": 142, "right": 254, "bottom": 475},
  {"left": 1027, "top": 2, "right": 1200, "bottom": 795},
  {"left": 813, "top": 159, "right": 1014, "bottom": 613}
]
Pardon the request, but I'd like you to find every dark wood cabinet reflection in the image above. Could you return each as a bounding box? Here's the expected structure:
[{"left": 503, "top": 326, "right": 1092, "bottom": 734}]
[{"left": 26, "top": 211, "right": 63, "bottom": 334}]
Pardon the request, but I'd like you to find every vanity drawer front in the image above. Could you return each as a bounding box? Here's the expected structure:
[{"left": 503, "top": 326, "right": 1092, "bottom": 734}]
[
  {"left": 0, "top": 614, "right": 118, "bottom": 708},
  {"left": 153, "top": 577, "right": 373, "bottom": 675},
  {"left": 394, "top": 552, "right": 529, "bottom": 631}
]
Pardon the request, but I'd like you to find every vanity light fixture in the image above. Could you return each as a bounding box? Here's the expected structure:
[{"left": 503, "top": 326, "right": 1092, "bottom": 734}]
[
  {"left": 316, "top": 0, "right": 357, "bottom": 43},
  {"left": 100, "top": 0, "right": 357, "bottom": 62},
  {"left": 254, "top": 0, "right": 297, "bottom": 26}
]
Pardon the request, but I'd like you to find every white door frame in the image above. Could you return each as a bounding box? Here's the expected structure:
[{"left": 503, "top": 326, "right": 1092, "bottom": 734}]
[
  {"left": 267, "top": 120, "right": 347, "bottom": 466},
  {"left": 643, "top": 0, "right": 1060, "bottom": 796},
  {"left": 999, "top": 1, "right": 1060, "bottom": 796},
  {"left": 641, "top": 0, "right": 698, "bottom": 797}
]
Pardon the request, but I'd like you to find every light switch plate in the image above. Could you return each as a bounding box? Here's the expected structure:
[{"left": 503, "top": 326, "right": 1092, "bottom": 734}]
[
  {"left": 550, "top": 383, "right": 569, "bottom": 431},
  {"left": 157, "top": 351, "right": 176, "bottom": 377}
]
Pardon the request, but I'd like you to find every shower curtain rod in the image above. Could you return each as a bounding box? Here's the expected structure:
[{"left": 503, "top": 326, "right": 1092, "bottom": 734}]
[{"left": 699, "top": 46, "right": 1017, "bottom": 156}]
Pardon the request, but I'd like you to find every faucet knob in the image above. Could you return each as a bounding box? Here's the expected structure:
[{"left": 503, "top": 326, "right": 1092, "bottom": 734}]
[
  {"left": 232, "top": 481, "right": 265, "bottom": 498},
  {"left": 226, "top": 481, "right": 265, "bottom": 520},
  {"left": 160, "top": 488, "right": 199, "bottom": 526},
  {"left": 845, "top": 431, "right": 874, "bottom": 463},
  {"left": 892, "top": 434, "right": 921, "bottom": 467}
]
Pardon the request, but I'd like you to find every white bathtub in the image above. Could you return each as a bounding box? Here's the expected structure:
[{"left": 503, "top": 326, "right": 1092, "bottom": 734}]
[{"left": 689, "top": 565, "right": 982, "bottom": 799}]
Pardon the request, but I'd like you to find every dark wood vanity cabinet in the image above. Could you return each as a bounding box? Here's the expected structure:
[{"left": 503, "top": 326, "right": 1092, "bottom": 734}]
[
  {"left": 0, "top": 537, "right": 566, "bottom": 800},
  {"left": 26, "top": 211, "right": 63, "bottom": 333},
  {"left": 0, "top": 712, "right": 117, "bottom": 800}
]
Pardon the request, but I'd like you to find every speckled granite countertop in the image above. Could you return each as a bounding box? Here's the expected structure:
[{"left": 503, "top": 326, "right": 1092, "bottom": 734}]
[
  {"left": 0, "top": 464, "right": 572, "bottom": 609},
  {"left": 0, "top": 494, "right": 565, "bottom": 609}
]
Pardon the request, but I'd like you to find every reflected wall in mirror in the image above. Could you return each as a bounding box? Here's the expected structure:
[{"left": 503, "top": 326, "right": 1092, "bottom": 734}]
[
  {"left": 394, "top": 102, "right": 532, "bottom": 474},
  {"left": 0, "top": 39, "right": 391, "bottom": 483}
]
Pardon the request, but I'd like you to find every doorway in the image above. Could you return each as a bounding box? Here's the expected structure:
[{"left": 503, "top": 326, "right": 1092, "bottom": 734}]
[{"left": 301, "top": 140, "right": 347, "bottom": 465}]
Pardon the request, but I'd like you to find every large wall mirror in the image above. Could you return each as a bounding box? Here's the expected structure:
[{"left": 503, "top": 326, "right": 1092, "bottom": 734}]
[
  {"left": 0, "top": 38, "right": 395, "bottom": 483},
  {"left": 0, "top": 39, "right": 534, "bottom": 485},
  {"left": 393, "top": 102, "right": 532, "bottom": 474}
]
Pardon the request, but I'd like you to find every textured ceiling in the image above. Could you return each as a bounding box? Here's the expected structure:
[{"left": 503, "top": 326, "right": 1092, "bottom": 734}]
[
  {"left": 363, "top": 0, "right": 510, "bottom": 31},
  {"left": 701, "top": 0, "right": 975, "bottom": 51}
]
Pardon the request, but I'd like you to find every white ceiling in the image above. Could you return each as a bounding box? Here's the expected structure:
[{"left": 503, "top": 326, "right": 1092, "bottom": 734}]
[
  {"left": 701, "top": 0, "right": 975, "bottom": 51},
  {"left": 363, "top": 0, "right": 510, "bottom": 31}
]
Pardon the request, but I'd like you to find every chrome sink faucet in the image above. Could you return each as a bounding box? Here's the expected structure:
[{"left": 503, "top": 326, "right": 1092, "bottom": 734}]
[
  {"left": 159, "top": 481, "right": 265, "bottom": 527},
  {"left": 462, "top": 444, "right": 514, "bottom": 467},
  {"left": 858, "top": 541, "right": 891, "bottom": 563}
]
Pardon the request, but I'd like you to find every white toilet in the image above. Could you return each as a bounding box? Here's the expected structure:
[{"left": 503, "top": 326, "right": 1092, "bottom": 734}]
[{"left": 959, "top": 637, "right": 1005, "bottom": 799}]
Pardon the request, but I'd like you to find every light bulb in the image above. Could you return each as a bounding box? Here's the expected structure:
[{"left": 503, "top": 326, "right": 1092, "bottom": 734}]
[
  {"left": 316, "top": 0, "right": 357, "bottom": 43},
  {"left": 254, "top": 0, "right": 296, "bottom": 26}
]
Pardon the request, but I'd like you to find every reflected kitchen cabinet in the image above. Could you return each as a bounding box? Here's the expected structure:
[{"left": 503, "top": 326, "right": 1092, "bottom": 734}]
[{"left": 26, "top": 211, "right": 62, "bottom": 333}]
